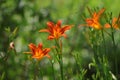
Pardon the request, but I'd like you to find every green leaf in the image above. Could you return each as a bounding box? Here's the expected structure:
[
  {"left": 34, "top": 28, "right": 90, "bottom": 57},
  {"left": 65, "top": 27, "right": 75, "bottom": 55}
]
[
  {"left": 109, "top": 71, "right": 117, "bottom": 80},
  {"left": 5, "top": 27, "right": 11, "bottom": 33},
  {"left": 12, "top": 27, "right": 18, "bottom": 35},
  {"left": 0, "top": 72, "right": 5, "bottom": 80},
  {"left": 88, "top": 62, "right": 95, "bottom": 69}
]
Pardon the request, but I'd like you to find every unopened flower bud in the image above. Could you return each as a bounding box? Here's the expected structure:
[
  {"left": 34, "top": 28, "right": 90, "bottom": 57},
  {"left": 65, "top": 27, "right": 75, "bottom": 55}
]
[{"left": 9, "top": 42, "right": 15, "bottom": 49}]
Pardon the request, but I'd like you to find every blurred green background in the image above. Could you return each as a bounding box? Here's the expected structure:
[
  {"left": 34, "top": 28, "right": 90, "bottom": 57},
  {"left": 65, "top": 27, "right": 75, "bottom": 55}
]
[{"left": 0, "top": 0, "right": 120, "bottom": 80}]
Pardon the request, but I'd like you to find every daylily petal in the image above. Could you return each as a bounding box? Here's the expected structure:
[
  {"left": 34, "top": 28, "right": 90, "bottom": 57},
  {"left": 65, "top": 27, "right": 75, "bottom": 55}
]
[
  {"left": 32, "top": 55, "right": 42, "bottom": 60},
  {"left": 61, "top": 25, "right": 71, "bottom": 33},
  {"left": 62, "top": 34, "right": 67, "bottom": 38},
  {"left": 29, "top": 43, "right": 36, "bottom": 49},
  {"left": 85, "top": 8, "right": 105, "bottom": 30},
  {"left": 104, "top": 17, "right": 120, "bottom": 29},
  {"left": 97, "top": 8, "right": 105, "bottom": 19},
  {"left": 26, "top": 43, "right": 51, "bottom": 61},
  {"left": 45, "top": 54, "right": 51, "bottom": 58},
  {"left": 104, "top": 23, "right": 111, "bottom": 28},
  {"left": 47, "top": 21, "right": 54, "bottom": 29},
  {"left": 39, "top": 29, "right": 50, "bottom": 33},
  {"left": 38, "top": 43, "right": 43, "bottom": 49},
  {"left": 24, "top": 52, "right": 32, "bottom": 54},
  {"left": 57, "top": 20, "right": 62, "bottom": 27},
  {"left": 93, "top": 23, "right": 102, "bottom": 29},
  {"left": 86, "top": 18, "right": 94, "bottom": 25},
  {"left": 43, "top": 48, "right": 50, "bottom": 55},
  {"left": 93, "top": 13, "right": 98, "bottom": 20},
  {"left": 113, "top": 18, "right": 117, "bottom": 27},
  {"left": 40, "top": 20, "right": 72, "bottom": 40},
  {"left": 29, "top": 43, "right": 36, "bottom": 54},
  {"left": 48, "top": 35, "right": 55, "bottom": 40}
]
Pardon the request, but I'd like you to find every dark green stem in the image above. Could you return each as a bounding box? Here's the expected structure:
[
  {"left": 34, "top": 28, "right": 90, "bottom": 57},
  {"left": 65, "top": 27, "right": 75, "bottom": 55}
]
[
  {"left": 91, "top": 30, "right": 98, "bottom": 62},
  {"left": 55, "top": 39, "right": 64, "bottom": 80},
  {"left": 58, "top": 54, "right": 64, "bottom": 80},
  {"left": 34, "top": 61, "right": 38, "bottom": 80},
  {"left": 108, "top": 13, "right": 118, "bottom": 75},
  {"left": 51, "top": 60, "right": 55, "bottom": 80},
  {"left": 101, "top": 29, "right": 107, "bottom": 55},
  {"left": 34, "top": 61, "right": 43, "bottom": 80},
  {"left": 111, "top": 28, "right": 118, "bottom": 75}
]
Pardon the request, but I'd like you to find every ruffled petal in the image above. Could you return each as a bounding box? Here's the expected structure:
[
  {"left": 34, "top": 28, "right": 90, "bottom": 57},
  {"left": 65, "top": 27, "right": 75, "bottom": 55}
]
[
  {"left": 61, "top": 25, "right": 71, "bottom": 34},
  {"left": 28, "top": 43, "right": 36, "bottom": 54},
  {"left": 32, "top": 55, "right": 42, "bottom": 60},
  {"left": 38, "top": 43, "right": 43, "bottom": 49},
  {"left": 39, "top": 29, "right": 50, "bottom": 33},
  {"left": 47, "top": 21, "right": 54, "bottom": 29},
  {"left": 48, "top": 35, "right": 55, "bottom": 40},
  {"left": 62, "top": 34, "right": 67, "bottom": 38},
  {"left": 57, "top": 20, "right": 62, "bottom": 27},
  {"left": 86, "top": 18, "right": 94, "bottom": 25},
  {"left": 45, "top": 54, "right": 51, "bottom": 58},
  {"left": 104, "top": 23, "right": 111, "bottom": 28},
  {"left": 43, "top": 48, "right": 50, "bottom": 55},
  {"left": 97, "top": 8, "right": 105, "bottom": 19}
]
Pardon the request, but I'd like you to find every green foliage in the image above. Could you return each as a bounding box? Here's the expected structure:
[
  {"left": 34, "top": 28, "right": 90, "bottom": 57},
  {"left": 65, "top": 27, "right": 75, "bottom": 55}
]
[{"left": 0, "top": 0, "right": 120, "bottom": 80}]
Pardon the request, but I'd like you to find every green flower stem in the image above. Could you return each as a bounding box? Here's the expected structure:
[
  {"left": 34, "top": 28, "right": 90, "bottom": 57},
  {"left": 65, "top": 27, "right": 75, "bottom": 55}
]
[
  {"left": 58, "top": 54, "right": 63, "bottom": 80},
  {"left": 111, "top": 28, "right": 118, "bottom": 75},
  {"left": 50, "top": 60, "right": 55, "bottom": 80},
  {"left": 101, "top": 29, "right": 106, "bottom": 55},
  {"left": 34, "top": 61, "right": 43, "bottom": 80},
  {"left": 55, "top": 39, "right": 64, "bottom": 80},
  {"left": 109, "top": 14, "right": 118, "bottom": 75},
  {"left": 34, "top": 61, "right": 39, "bottom": 80},
  {"left": 90, "top": 30, "right": 99, "bottom": 62}
]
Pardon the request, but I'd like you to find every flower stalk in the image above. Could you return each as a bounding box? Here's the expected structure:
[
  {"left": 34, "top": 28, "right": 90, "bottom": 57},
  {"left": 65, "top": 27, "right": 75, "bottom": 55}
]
[
  {"left": 101, "top": 29, "right": 107, "bottom": 55},
  {"left": 109, "top": 13, "right": 118, "bottom": 75},
  {"left": 55, "top": 39, "right": 64, "bottom": 80}
]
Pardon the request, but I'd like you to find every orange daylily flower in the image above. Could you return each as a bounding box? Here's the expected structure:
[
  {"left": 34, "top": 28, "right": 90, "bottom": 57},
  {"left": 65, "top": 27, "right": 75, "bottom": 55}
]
[
  {"left": 39, "top": 20, "right": 72, "bottom": 40},
  {"left": 104, "top": 17, "right": 120, "bottom": 29},
  {"left": 26, "top": 43, "right": 51, "bottom": 60},
  {"left": 86, "top": 8, "right": 105, "bottom": 29}
]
